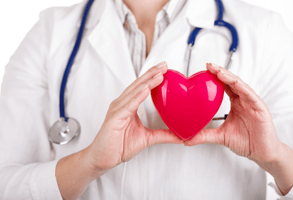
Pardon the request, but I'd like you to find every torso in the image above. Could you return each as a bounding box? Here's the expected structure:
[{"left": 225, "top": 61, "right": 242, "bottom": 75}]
[{"left": 123, "top": 0, "right": 170, "bottom": 56}]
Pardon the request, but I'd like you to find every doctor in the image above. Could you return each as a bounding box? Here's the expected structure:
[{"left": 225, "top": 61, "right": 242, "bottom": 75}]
[{"left": 1, "top": 0, "right": 293, "bottom": 199}]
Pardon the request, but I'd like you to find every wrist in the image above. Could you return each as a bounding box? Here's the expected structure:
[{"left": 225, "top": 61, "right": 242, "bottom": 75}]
[
  {"left": 56, "top": 147, "right": 103, "bottom": 199},
  {"left": 263, "top": 143, "right": 290, "bottom": 174},
  {"left": 83, "top": 144, "right": 110, "bottom": 177},
  {"left": 257, "top": 143, "right": 293, "bottom": 195},
  {"left": 256, "top": 141, "right": 285, "bottom": 172}
]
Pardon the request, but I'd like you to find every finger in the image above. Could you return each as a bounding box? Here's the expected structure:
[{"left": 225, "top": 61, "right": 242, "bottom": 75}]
[
  {"left": 208, "top": 64, "right": 255, "bottom": 97},
  {"left": 184, "top": 128, "right": 223, "bottom": 146},
  {"left": 145, "top": 128, "right": 184, "bottom": 146},
  {"left": 234, "top": 80, "right": 266, "bottom": 111},
  {"left": 206, "top": 62, "right": 221, "bottom": 74},
  {"left": 206, "top": 63, "right": 258, "bottom": 100},
  {"left": 208, "top": 64, "right": 266, "bottom": 112},
  {"left": 207, "top": 63, "right": 240, "bottom": 84},
  {"left": 207, "top": 63, "right": 245, "bottom": 84},
  {"left": 219, "top": 72, "right": 261, "bottom": 104},
  {"left": 115, "top": 72, "right": 164, "bottom": 110},
  {"left": 224, "top": 84, "right": 236, "bottom": 98},
  {"left": 207, "top": 63, "right": 252, "bottom": 90},
  {"left": 220, "top": 73, "right": 262, "bottom": 108},
  {"left": 115, "top": 83, "right": 150, "bottom": 119},
  {"left": 119, "top": 61, "right": 168, "bottom": 99}
]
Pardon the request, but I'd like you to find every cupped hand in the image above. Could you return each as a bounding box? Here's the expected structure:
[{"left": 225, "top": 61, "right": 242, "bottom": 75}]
[
  {"left": 185, "top": 63, "right": 281, "bottom": 163},
  {"left": 87, "top": 62, "right": 183, "bottom": 172}
]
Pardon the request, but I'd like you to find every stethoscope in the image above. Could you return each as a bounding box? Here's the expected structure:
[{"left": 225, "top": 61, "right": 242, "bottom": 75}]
[
  {"left": 186, "top": 0, "right": 238, "bottom": 75},
  {"left": 48, "top": 0, "right": 239, "bottom": 145}
]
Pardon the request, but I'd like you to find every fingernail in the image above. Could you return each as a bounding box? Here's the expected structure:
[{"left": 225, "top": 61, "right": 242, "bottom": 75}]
[
  {"left": 153, "top": 72, "right": 162, "bottom": 79},
  {"left": 157, "top": 61, "right": 167, "bottom": 68},
  {"left": 211, "top": 63, "right": 219, "bottom": 68}
]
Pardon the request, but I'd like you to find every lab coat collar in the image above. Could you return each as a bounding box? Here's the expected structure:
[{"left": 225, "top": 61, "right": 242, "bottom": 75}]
[
  {"left": 76, "top": 0, "right": 107, "bottom": 29},
  {"left": 78, "top": 0, "right": 216, "bottom": 29},
  {"left": 81, "top": 0, "right": 217, "bottom": 87},
  {"left": 185, "top": 0, "right": 217, "bottom": 29},
  {"left": 136, "top": 0, "right": 216, "bottom": 78},
  {"left": 86, "top": 0, "right": 136, "bottom": 88}
]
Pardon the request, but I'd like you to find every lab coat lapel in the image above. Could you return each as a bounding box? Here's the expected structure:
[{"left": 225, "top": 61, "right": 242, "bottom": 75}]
[
  {"left": 87, "top": 0, "right": 136, "bottom": 88},
  {"left": 139, "top": 0, "right": 216, "bottom": 77},
  {"left": 139, "top": 10, "right": 189, "bottom": 76},
  {"left": 86, "top": 0, "right": 216, "bottom": 85}
]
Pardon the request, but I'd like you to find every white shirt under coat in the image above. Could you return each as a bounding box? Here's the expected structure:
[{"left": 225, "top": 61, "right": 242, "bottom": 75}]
[
  {"left": 114, "top": 0, "right": 186, "bottom": 76},
  {"left": 0, "top": 0, "right": 293, "bottom": 199}
]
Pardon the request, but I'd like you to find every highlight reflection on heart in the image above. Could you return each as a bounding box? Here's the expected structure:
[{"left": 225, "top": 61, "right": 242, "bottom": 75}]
[{"left": 151, "top": 69, "right": 224, "bottom": 140}]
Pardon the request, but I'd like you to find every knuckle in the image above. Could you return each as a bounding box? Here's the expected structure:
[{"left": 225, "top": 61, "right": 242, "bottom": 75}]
[
  {"left": 149, "top": 66, "right": 158, "bottom": 74},
  {"left": 120, "top": 90, "right": 128, "bottom": 97},
  {"left": 141, "top": 83, "right": 148, "bottom": 89},
  {"left": 146, "top": 129, "right": 154, "bottom": 147},
  {"left": 149, "top": 65, "right": 156, "bottom": 71},
  {"left": 235, "top": 75, "right": 241, "bottom": 80},
  {"left": 105, "top": 109, "right": 116, "bottom": 122},
  {"left": 123, "top": 103, "right": 132, "bottom": 113},
  {"left": 109, "top": 100, "right": 117, "bottom": 108},
  {"left": 133, "top": 95, "right": 141, "bottom": 106},
  {"left": 218, "top": 66, "right": 226, "bottom": 72},
  {"left": 127, "top": 90, "right": 135, "bottom": 98},
  {"left": 132, "top": 78, "right": 139, "bottom": 86}
]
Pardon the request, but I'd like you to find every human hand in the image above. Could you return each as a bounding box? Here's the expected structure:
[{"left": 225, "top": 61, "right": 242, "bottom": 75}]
[
  {"left": 86, "top": 62, "right": 183, "bottom": 172},
  {"left": 185, "top": 63, "right": 281, "bottom": 164}
]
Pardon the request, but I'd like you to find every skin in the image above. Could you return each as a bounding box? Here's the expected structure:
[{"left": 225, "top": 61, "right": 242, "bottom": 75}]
[
  {"left": 55, "top": 0, "right": 293, "bottom": 199},
  {"left": 123, "top": 0, "right": 170, "bottom": 56},
  {"left": 56, "top": 62, "right": 183, "bottom": 200},
  {"left": 185, "top": 63, "right": 293, "bottom": 195}
]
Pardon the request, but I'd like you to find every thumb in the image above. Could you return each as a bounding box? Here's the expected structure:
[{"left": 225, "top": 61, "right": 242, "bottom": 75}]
[
  {"left": 145, "top": 128, "right": 184, "bottom": 146},
  {"left": 184, "top": 128, "right": 224, "bottom": 146}
]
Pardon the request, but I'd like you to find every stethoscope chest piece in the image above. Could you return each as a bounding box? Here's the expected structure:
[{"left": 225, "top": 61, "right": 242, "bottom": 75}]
[{"left": 49, "top": 118, "right": 81, "bottom": 145}]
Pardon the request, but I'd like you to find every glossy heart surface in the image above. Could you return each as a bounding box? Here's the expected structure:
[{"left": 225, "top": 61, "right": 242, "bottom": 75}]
[{"left": 151, "top": 69, "right": 224, "bottom": 140}]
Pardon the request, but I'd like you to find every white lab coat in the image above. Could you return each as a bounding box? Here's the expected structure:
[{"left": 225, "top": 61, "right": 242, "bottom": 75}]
[{"left": 1, "top": 0, "right": 293, "bottom": 199}]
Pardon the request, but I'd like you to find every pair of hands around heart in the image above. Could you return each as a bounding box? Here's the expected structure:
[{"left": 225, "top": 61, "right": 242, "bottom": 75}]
[
  {"left": 185, "top": 63, "right": 280, "bottom": 164},
  {"left": 87, "top": 62, "right": 280, "bottom": 173}
]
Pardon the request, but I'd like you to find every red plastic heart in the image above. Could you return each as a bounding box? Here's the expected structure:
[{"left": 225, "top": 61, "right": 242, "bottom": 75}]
[{"left": 151, "top": 69, "right": 224, "bottom": 140}]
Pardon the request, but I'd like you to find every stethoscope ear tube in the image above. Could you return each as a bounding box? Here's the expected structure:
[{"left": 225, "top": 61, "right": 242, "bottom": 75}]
[
  {"left": 185, "top": 0, "right": 237, "bottom": 122},
  {"left": 214, "top": 20, "right": 239, "bottom": 52},
  {"left": 50, "top": 0, "right": 237, "bottom": 145},
  {"left": 49, "top": 0, "right": 95, "bottom": 145},
  {"left": 59, "top": 0, "right": 95, "bottom": 122},
  {"left": 215, "top": 0, "right": 224, "bottom": 21},
  {"left": 186, "top": 0, "right": 239, "bottom": 74},
  {"left": 187, "top": 28, "right": 202, "bottom": 47}
]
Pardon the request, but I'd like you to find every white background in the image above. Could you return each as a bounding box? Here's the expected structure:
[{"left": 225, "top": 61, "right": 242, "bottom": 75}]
[{"left": 0, "top": 0, "right": 292, "bottom": 199}]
